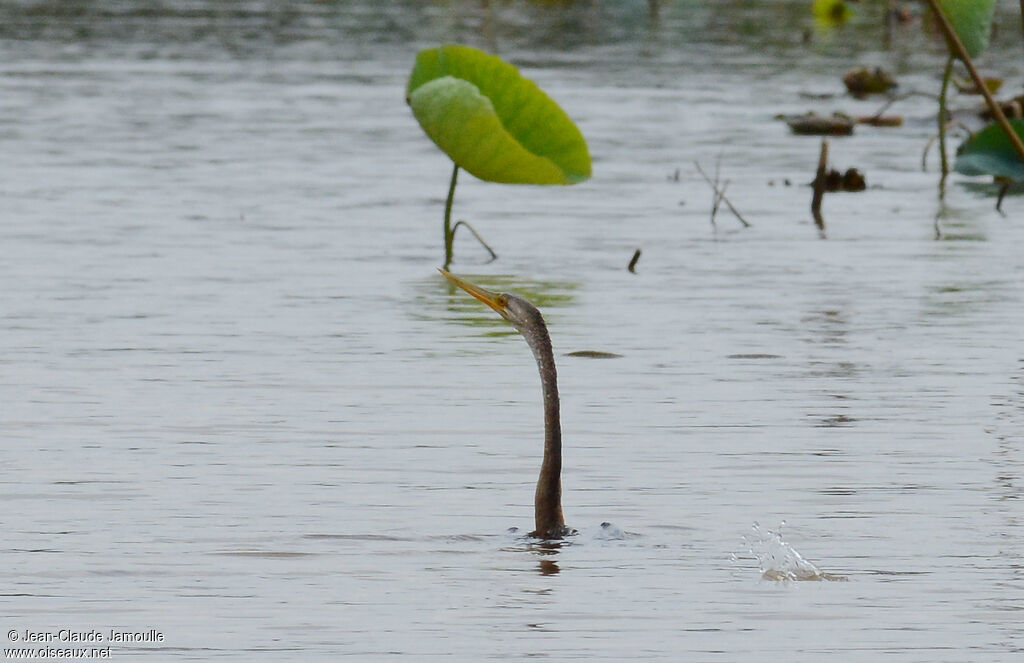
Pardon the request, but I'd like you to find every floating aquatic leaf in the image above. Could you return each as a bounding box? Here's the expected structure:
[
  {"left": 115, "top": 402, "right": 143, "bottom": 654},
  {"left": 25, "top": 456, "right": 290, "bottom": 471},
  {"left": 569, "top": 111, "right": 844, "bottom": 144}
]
[
  {"left": 954, "top": 119, "right": 1024, "bottom": 182},
  {"left": 407, "top": 44, "right": 591, "bottom": 185},
  {"left": 953, "top": 76, "right": 1003, "bottom": 96},
  {"left": 937, "top": 0, "right": 996, "bottom": 59}
]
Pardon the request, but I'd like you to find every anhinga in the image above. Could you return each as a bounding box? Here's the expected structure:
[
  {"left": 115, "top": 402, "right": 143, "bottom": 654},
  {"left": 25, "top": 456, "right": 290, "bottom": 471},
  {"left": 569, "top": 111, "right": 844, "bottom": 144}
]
[{"left": 439, "top": 269, "right": 572, "bottom": 540}]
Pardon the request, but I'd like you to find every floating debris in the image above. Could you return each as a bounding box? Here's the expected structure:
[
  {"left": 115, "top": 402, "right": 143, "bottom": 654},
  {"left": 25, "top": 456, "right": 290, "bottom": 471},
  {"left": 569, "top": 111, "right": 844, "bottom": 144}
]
[
  {"left": 628, "top": 248, "right": 642, "bottom": 273},
  {"left": 565, "top": 350, "right": 622, "bottom": 359},
  {"left": 855, "top": 114, "right": 903, "bottom": 127},
  {"left": 821, "top": 167, "right": 866, "bottom": 192},
  {"left": 842, "top": 66, "right": 897, "bottom": 96},
  {"left": 782, "top": 112, "right": 854, "bottom": 136}
]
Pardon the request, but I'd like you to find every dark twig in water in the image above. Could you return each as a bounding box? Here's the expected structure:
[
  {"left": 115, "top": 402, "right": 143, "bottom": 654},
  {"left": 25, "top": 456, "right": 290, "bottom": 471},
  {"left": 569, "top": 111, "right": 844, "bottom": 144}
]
[
  {"left": 711, "top": 156, "right": 723, "bottom": 229},
  {"left": 869, "top": 91, "right": 939, "bottom": 117},
  {"left": 693, "top": 161, "right": 751, "bottom": 228},
  {"left": 627, "top": 249, "right": 642, "bottom": 273},
  {"left": 869, "top": 94, "right": 900, "bottom": 120},
  {"left": 996, "top": 181, "right": 1010, "bottom": 216},
  {"left": 811, "top": 139, "right": 829, "bottom": 238},
  {"left": 451, "top": 220, "right": 498, "bottom": 262},
  {"left": 712, "top": 180, "right": 728, "bottom": 227}
]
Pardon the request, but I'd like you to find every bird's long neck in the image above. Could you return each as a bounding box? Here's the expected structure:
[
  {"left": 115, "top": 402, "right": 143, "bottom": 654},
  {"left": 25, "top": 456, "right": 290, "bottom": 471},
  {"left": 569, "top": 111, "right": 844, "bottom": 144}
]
[{"left": 522, "top": 318, "right": 565, "bottom": 539}]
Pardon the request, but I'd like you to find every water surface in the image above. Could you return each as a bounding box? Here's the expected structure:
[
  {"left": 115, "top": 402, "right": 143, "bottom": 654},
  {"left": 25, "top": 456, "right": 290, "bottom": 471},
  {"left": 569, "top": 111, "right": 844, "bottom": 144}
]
[{"left": 2, "top": 1, "right": 1023, "bottom": 660}]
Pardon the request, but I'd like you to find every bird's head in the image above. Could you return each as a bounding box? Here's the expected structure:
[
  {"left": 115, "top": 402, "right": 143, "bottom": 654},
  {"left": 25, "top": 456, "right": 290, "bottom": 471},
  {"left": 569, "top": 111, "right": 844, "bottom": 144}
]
[{"left": 439, "top": 269, "right": 545, "bottom": 337}]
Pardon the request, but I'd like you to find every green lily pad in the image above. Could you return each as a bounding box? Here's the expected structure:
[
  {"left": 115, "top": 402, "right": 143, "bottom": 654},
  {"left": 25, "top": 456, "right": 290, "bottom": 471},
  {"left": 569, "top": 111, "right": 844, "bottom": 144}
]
[
  {"left": 954, "top": 119, "right": 1024, "bottom": 181},
  {"left": 407, "top": 44, "right": 591, "bottom": 185},
  {"left": 938, "top": 0, "right": 995, "bottom": 59}
]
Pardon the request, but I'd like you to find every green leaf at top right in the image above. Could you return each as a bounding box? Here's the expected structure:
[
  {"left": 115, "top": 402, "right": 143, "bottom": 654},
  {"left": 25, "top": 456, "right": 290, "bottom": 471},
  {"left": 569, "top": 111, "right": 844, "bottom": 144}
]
[
  {"left": 938, "top": 0, "right": 996, "bottom": 59},
  {"left": 954, "top": 118, "right": 1024, "bottom": 182}
]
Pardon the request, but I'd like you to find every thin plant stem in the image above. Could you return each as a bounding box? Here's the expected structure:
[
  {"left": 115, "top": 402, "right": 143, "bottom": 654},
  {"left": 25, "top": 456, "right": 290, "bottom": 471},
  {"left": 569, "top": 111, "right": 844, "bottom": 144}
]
[
  {"left": 926, "top": 0, "right": 1024, "bottom": 165},
  {"left": 938, "top": 55, "right": 953, "bottom": 196},
  {"left": 451, "top": 220, "right": 498, "bottom": 261},
  {"left": 443, "top": 163, "right": 459, "bottom": 270}
]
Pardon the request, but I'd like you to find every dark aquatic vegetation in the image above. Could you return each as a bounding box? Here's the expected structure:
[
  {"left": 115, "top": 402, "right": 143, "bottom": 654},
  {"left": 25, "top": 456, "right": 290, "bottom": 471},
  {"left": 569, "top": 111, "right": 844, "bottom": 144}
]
[
  {"left": 782, "top": 111, "right": 855, "bottom": 136},
  {"left": 406, "top": 44, "right": 591, "bottom": 269},
  {"left": 923, "top": 0, "right": 1022, "bottom": 195},
  {"left": 439, "top": 269, "right": 573, "bottom": 540},
  {"left": 842, "top": 66, "right": 897, "bottom": 97},
  {"left": 954, "top": 119, "right": 1024, "bottom": 183},
  {"left": 955, "top": 118, "right": 1024, "bottom": 212}
]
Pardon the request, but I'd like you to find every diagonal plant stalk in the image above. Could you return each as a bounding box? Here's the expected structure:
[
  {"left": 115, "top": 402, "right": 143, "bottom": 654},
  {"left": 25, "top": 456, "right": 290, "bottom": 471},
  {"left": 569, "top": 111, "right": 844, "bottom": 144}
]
[{"left": 925, "top": 0, "right": 1024, "bottom": 166}]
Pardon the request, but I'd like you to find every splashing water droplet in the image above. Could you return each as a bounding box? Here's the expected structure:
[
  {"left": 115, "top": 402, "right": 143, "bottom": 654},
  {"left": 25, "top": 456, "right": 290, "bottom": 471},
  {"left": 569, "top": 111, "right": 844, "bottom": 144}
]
[{"left": 742, "top": 522, "right": 846, "bottom": 582}]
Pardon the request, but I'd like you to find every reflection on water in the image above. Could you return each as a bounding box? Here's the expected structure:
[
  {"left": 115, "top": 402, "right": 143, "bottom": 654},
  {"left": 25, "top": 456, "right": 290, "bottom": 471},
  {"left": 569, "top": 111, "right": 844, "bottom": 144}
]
[
  {"left": 426, "top": 272, "right": 580, "bottom": 332},
  {"left": 3, "top": 0, "right": 1024, "bottom": 661}
]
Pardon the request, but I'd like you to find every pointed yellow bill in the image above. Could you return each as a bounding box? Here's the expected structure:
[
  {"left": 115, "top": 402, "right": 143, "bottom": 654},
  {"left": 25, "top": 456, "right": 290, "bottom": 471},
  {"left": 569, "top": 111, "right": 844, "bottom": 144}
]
[{"left": 438, "top": 268, "right": 507, "bottom": 315}]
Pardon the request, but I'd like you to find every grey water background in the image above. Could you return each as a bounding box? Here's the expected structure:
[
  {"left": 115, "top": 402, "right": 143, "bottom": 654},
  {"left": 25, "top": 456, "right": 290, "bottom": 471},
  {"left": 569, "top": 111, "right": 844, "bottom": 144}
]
[{"left": 2, "top": 0, "right": 1023, "bottom": 660}]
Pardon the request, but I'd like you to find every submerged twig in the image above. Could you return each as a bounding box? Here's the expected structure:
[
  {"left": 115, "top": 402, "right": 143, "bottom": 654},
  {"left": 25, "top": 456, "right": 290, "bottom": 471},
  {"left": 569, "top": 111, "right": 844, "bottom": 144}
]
[
  {"left": 693, "top": 161, "right": 751, "bottom": 228},
  {"left": 712, "top": 156, "right": 723, "bottom": 228},
  {"left": 996, "top": 181, "right": 1010, "bottom": 216},
  {"left": 712, "top": 180, "right": 729, "bottom": 227},
  {"left": 870, "top": 94, "right": 899, "bottom": 119},
  {"left": 451, "top": 220, "right": 498, "bottom": 262},
  {"left": 811, "top": 139, "right": 829, "bottom": 238},
  {"left": 627, "top": 249, "right": 641, "bottom": 274}
]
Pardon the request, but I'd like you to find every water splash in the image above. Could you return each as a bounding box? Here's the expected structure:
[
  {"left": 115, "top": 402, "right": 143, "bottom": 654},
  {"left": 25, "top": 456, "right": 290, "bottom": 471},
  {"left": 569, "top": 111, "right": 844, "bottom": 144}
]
[
  {"left": 591, "top": 521, "right": 635, "bottom": 541},
  {"left": 741, "top": 522, "right": 846, "bottom": 582}
]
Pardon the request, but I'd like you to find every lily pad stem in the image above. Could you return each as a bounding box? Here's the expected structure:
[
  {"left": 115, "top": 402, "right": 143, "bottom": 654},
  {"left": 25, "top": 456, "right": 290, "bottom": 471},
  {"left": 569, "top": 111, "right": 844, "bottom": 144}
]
[
  {"left": 926, "top": 0, "right": 1024, "bottom": 166},
  {"left": 443, "top": 162, "right": 459, "bottom": 270},
  {"left": 452, "top": 220, "right": 498, "bottom": 261},
  {"left": 938, "top": 55, "right": 953, "bottom": 196}
]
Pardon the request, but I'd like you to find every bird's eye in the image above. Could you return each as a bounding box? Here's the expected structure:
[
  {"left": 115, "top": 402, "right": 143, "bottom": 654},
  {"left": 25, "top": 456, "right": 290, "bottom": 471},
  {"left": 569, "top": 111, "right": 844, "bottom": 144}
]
[{"left": 498, "top": 295, "right": 509, "bottom": 308}]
